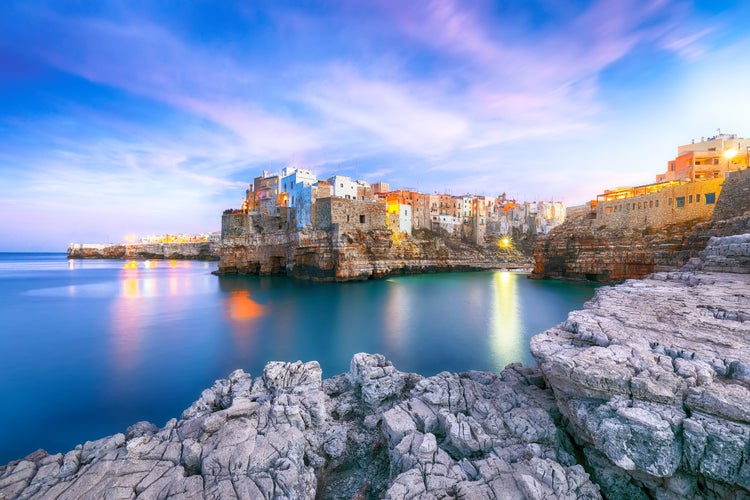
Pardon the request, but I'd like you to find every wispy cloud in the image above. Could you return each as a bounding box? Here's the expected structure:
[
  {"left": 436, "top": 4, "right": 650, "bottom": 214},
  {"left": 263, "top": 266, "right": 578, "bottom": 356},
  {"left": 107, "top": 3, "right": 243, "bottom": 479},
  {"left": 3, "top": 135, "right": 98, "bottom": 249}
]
[{"left": 0, "top": 0, "right": 747, "bottom": 249}]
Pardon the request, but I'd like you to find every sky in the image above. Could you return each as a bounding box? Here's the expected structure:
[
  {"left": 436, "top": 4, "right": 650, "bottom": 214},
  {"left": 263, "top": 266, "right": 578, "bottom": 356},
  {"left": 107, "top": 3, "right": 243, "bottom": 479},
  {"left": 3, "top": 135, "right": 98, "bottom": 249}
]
[{"left": 1, "top": 0, "right": 749, "bottom": 251}]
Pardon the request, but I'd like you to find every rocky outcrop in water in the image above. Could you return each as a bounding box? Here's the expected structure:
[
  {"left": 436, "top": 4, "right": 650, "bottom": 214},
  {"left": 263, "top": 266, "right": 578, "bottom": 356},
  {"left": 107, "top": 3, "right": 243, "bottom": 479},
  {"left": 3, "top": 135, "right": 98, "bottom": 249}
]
[
  {"left": 531, "top": 234, "right": 750, "bottom": 498},
  {"left": 0, "top": 354, "right": 599, "bottom": 499},
  {"left": 67, "top": 242, "right": 220, "bottom": 261}
]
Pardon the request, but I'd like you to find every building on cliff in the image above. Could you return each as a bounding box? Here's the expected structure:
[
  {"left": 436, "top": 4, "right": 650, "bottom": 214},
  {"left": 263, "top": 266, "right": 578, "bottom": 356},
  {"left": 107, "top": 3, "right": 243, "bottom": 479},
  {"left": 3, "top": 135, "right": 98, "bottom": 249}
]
[
  {"left": 229, "top": 166, "right": 566, "bottom": 247},
  {"left": 573, "top": 132, "right": 749, "bottom": 230}
]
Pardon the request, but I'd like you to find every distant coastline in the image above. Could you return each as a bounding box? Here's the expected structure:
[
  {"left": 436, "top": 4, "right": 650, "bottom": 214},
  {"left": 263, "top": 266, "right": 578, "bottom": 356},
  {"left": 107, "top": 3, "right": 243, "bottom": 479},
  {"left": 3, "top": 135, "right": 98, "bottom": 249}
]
[{"left": 67, "top": 242, "right": 220, "bottom": 261}]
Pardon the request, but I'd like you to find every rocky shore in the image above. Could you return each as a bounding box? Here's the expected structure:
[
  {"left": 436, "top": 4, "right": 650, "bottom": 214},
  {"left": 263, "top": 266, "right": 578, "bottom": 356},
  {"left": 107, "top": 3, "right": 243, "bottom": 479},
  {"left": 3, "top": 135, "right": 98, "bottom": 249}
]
[
  {"left": 67, "top": 242, "right": 220, "bottom": 261},
  {"left": 531, "top": 234, "right": 750, "bottom": 498},
  {"left": 0, "top": 354, "right": 598, "bottom": 499},
  {"left": 3, "top": 234, "right": 748, "bottom": 499}
]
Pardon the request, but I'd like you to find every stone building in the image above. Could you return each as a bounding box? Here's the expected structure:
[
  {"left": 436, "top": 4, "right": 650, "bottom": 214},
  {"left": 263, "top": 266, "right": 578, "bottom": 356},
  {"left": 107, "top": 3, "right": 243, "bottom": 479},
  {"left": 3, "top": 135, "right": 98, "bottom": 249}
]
[
  {"left": 590, "top": 133, "right": 748, "bottom": 230},
  {"left": 253, "top": 171, "right": 280, "bottom": 216},
  {"left": 593, "top": 178, "right": 724, "bottom": 229},
  {"left": 313, "top": 198, "right": 386, "bottom": 232}
]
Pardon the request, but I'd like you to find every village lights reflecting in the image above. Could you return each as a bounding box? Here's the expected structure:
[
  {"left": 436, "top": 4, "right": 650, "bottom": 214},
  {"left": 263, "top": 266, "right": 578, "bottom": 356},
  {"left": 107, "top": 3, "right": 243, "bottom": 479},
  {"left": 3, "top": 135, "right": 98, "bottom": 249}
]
[
  {"left": 227, "top": 290, "right": 265, "bottom": 321},
  {"left": 490, "top": 271, "right": 524, "bottom": 369}
]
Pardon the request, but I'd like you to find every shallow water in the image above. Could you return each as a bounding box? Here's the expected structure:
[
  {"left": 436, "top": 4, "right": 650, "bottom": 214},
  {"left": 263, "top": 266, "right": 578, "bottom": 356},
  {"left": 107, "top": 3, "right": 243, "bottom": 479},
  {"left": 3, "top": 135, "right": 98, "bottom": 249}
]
[{"left": 0, "top": 253, "right": 598, "bottom": 463}]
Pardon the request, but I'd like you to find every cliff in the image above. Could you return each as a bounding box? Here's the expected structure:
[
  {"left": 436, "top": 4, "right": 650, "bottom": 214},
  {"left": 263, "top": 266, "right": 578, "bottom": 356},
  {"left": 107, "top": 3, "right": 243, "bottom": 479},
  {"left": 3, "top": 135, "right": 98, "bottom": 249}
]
[
  {"left": 531, "top": 233, "right": 750, "bottom": 498},
  {"left": 67, "top": 242, "right": 220, "bottom": 261},
  {"left": 219, "top": 228, "right": 530, "bottom": 281},
  {"left": 531, "top": 168, "right": 750, "bottom": 282}
]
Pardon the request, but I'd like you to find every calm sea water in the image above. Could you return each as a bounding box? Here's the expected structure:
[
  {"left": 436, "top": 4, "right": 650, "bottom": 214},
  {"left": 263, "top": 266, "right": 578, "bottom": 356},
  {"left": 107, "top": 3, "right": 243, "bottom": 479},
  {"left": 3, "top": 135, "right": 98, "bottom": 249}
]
[{"left": 0, "top": 252, "right": 598, "bottom": 464}]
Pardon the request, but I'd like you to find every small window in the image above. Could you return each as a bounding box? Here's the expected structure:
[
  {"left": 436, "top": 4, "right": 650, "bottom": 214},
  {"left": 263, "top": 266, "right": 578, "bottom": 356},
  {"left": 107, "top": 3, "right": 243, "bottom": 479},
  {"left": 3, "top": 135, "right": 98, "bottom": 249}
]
[
  {"left": 347, "top": 215, "right": 350, "bottom": 223},
  {"left": 689, "top": 195, "right": 693, "bottom": 203},
  {"left": 605, "top": 206, "right": 612, "bottom": 215},
  {"left": 668, "top": 198, "right": 673, "bottom": 206},
  {"left": 705, "top": 193, "right": 716, "bottom": 204},
  {"left": 676, "top": 197, "right": 685, "bottom": 208},
  {"left": 696, "top": 194, "right": 701, "bottom": 202},
  {"left": 360, "top": 215, "right": 366, "bottom": 223},
  {"left": 638, "top": 202, "right": 642, "bottom": 209},
  {"left": 649, "top": 201, "right": 653, "bottom": 208},
  {"left": 655, "top": 200, "right": 659, "bottom": 207}
]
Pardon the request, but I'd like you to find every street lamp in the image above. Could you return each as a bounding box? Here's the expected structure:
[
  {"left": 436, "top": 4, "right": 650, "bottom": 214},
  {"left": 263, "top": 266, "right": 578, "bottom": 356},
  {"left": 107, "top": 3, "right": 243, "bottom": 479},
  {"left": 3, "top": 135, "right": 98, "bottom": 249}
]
[{"left": 724, "top": 148, "right": 737, "bottom": 175}]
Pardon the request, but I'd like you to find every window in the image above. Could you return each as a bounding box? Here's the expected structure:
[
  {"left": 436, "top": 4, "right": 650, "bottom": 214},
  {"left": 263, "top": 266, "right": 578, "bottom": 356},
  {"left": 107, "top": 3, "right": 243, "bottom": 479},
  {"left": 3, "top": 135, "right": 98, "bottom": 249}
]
[
  {"left": 676, "top": 197, "right": 685, "bottom": 208},
  {"left": 655, "top": 200, "right": 659, "bottom": 207},
  {"left": 346, "top": 215, "right": 350, "bottom": 223},
  {"left": 360, "top": 215, "right": 366, "bottom": 223},
  {"left": 705, "top": 193, "right": 716, "bottom": 204},
  {"left": 638, "top": 202, "right": 642, "bottom": 209},
  {"left": 689, "top": 195, "right": 693, "bottom": 203},
  {"left": 649, "top": 201, "right": 653, "bottom": 208},
  {"left": 605, "top": 206, "right": 612, "bottom": 215},
  {"left": 668, "top": 198, "right": 672, "bottom": 206}
]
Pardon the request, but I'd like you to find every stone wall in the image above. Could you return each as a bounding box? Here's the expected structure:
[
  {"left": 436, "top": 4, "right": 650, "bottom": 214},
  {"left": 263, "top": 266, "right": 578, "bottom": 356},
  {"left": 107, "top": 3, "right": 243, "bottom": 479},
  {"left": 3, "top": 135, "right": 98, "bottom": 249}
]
[
  {"left": 711, "top": 168, "right": 750, "bottom": 221},
  {"left": 593, "top": 178, "right": 723, "bottom": 230},
  {"left": 314, "top": 198, "right": 386, "bottom": 232},
  {"left": 221, "top": 213, "right": 253, "bottom": 238}
]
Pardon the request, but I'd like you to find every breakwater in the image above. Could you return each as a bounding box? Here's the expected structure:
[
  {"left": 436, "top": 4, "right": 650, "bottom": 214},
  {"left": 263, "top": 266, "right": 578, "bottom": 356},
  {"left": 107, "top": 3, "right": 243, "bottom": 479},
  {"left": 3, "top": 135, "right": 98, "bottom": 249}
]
[
  {"left": 67, "top": 242, "right": 220, "bottom": 261},
  {"left": 3, "top": 233, "right": 749, "bottom": 498}
]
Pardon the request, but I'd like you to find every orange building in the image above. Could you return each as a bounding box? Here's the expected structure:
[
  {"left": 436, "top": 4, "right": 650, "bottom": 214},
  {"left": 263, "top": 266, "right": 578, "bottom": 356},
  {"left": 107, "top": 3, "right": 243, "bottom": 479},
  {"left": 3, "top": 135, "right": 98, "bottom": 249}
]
[{"left": 656, "top": 133, "right": 750, "bottom": 183}]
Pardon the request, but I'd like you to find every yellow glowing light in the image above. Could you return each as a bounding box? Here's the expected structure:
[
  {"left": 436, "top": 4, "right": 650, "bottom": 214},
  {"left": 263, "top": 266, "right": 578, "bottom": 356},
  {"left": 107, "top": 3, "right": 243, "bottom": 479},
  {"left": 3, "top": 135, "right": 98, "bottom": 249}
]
[
  {"left": 499, "top": 237, "right": 511, "bottom": 248},
  {"left": 123, "top": 260, "right": 139, "bottom": 269},
  {"left": 724, "top": 148, "right": 737, "bottom": 159}
]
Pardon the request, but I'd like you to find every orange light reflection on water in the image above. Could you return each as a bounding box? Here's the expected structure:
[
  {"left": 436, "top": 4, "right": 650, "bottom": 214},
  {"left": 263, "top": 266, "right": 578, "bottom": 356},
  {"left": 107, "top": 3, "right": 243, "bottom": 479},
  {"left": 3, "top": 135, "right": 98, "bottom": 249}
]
[{"left": 224, "top": 290, "right": 266, "bottom": 353}]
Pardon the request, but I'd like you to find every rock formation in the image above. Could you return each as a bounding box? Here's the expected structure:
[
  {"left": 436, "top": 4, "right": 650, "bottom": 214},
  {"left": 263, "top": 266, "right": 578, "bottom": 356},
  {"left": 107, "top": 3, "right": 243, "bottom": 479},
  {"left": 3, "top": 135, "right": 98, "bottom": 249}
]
[
  {"left": 67, "top": 242, "right": 220, "bottom": 261},
  {"left": 531, "top": 168, "right": 750, "bottom": 283},
  {"left": 219, "top": 228, "right": 530, "bottom": 281},
  {"left": 0, "top": 354, "right": 599, "bottom": 499},
  {"left": 531, "top": 233, "right": 750, "bottom": 498}
]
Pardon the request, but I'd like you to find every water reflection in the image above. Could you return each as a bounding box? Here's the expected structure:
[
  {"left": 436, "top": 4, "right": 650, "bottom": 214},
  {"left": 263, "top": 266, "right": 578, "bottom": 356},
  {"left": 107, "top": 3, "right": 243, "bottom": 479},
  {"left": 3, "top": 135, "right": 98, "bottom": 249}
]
[
  {"left": 383, "top": 280, "right": 407, "bottom": 355},
  {"left": 111, "top": 267, "right": 143, "bottom": 375},
  {"left": 220, "top": 279, "right": 267, "bottom": 354},
  {"left": 490, "top": 271, "right": 523, "bottom": 369}
]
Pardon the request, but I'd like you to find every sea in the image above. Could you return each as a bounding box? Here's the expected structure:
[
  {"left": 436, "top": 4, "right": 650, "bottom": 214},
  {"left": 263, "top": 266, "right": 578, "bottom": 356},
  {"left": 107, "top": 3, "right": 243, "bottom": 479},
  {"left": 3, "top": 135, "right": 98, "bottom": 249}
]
[{"left": 0, "top": 252, "right": 599, "bottom": 464}]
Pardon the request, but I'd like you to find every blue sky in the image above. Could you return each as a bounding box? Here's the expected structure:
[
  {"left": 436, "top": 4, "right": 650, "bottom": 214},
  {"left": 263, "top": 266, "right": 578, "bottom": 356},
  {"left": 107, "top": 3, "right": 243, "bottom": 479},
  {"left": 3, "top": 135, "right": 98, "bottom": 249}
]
[{"left": 1, "top": 0, "right": 749, "bottom": 251}]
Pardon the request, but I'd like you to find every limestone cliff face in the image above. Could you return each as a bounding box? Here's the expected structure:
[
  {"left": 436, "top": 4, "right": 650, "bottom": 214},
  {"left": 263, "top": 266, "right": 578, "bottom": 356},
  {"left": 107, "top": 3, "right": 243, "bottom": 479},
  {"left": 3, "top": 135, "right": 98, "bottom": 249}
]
[
  {"left": 219, "top": 228, "right": 529, "bottom": 281},
  {"left": 532, "top": 168, "right": 750, "bottom": 282},
  {"left": 531, "top": 234, "right": 750, "bottom": 499},
  {"left": 67, "top": 242, "right": 220, "bottom": 261}
]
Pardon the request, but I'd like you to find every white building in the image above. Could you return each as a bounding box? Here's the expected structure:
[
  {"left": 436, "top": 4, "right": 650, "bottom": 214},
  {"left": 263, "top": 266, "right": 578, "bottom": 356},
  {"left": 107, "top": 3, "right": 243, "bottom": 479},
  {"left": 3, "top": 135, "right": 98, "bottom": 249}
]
[
  {"left": 328, "top": 175, "right": 359, "bottom": 200},
  {"left": 280, "top": 167, "right": 318, "bottom": 228}
]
